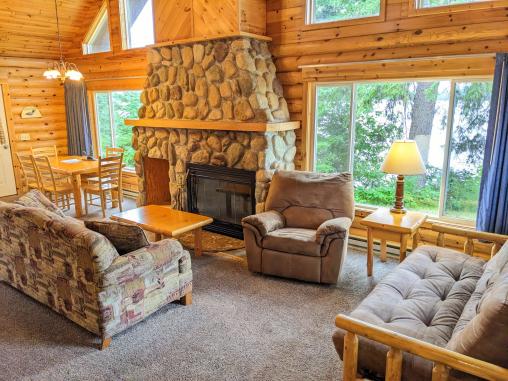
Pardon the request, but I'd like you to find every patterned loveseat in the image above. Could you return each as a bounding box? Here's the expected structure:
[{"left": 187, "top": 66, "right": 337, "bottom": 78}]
[{"left": 0, "top": 193, "right": 192, "bottom": 349}]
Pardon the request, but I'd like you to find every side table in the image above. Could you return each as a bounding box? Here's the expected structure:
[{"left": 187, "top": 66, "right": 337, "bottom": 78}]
[{"left": 361, "top": 208, "right": 427, "bottom": 276}]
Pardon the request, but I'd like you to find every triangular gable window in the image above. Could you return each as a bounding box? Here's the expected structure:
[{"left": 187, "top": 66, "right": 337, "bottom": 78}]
[{"left": 83, "top": 2, "right": 111, "bottom": 55}]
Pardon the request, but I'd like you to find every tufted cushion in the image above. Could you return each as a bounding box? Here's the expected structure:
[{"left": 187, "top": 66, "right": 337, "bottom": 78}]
[
  {"left": 263, "top": 228, "right": 322, "bottom": 257},
  {"left": 15, "top": 189, "right": 65, "bottom": 217},
  {"left": 265, "top": 170, "right": 354, "bottom": 229},
  {"left": 84, "top": 219, "right": 149, "bottom": 255},
  {"left": 333, "top": 245, "right": 486, "bottom": 381},
  {"left": 446, "top": 242, "right": 508, "bottom": 371}
]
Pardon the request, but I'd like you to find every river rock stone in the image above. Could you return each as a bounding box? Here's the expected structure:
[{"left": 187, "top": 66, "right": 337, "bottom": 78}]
[
  {"left": 177, "top": 67, "right": 188, "bottom": 89},
  {"left": 236, "top": 51, "right": 256, "bottom": 72},
  {"left": 209, "top": 109, "right": 223, "bottom": 120},
  {"left": 168, "top": 66, "right": 177, "bottom": 84},
  {"left": 193, "top": 63, "right": 205, "bottom": 77},
  {"left": 197, "top": 98, "right": 210, "bottom": 119},
  {"left": 158, "top": 66, "right": 168, "bottom": 82},
  {"left": 211, "top": 153, "right": 227, "bottom": 166},
  {"left": 219, "top": 82, "right": 232, "bottom": 98},
  {"left": 208, "top": 85, "right": 221, "bottom": 108},
  {"left": 223, "top": 59, "right": 237, "bottom": 78},
  {"left": 183, "top": 92, "right": 198, "bottom": 106},
  {"left": 195, "top": 78, "right": 208, "bottom": 97},
  {"left": 273, "top": 135, "right": 286, "bottom": 159},
  {"left": 234, "top": 99, "right": 254, "bottom": 121},
  {"left": 206, "top": 64, "right": 223, "bottom": 82},
  {"left": 213, "top": 41, "right": 229, "bottom": 63},
  {"left": 150, "top": 73, "right": 160, "bottom": 87},
  {"left": 173, "top": 101, "right": 184, "bottom": 118},
  {"left": 193, "top": 44, "right": 204, "bottom": 63},
  {"left": 182, "top": 46, "right": 194, "bottom": 68},
  {"left": 148, "top": 87, "right": 159, "bottom": 102},
  {"left": 226, "top": 142, "right": 244, "bottom": 167},
  {"left": 170, "top": 85, "right": 182, "bottom": 100},
  {"left": 161, "top": 47, "right": 172, "bottom": 60},
  {"left": 172, "top": 47, "right": 182, "bottom": 64},
  {"left": 202, "top": 54, "right": 215, "bottom": 71},
  {"left": 222, "top": 101, "right": 233, "bottom": 119},
  {"left": 191, "top": 149, "right": 210, "bottom": 164},
  {"left": 183, "top": 107, "right": 197, "bottom": 119}
]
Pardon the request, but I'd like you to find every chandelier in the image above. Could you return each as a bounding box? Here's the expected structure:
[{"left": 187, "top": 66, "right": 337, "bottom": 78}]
[{"left": 43, "top": 0, "right": 83, "bottom": 82}]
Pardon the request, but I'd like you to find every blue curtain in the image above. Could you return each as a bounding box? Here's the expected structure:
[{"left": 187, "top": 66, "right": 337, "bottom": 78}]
[
  {"left": 477, "top": 53, "right": 508, "bottom": 234},
  {"left": 64, "top": 80, "right": 93, "bottom": 156}
]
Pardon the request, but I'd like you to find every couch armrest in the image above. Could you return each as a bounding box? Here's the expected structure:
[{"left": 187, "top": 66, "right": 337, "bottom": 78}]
[
  {"left": 99, "top": 238, "right": 187, "bottom": 287},
  {"left": 316, "top": 217, "right": 352, "bottom": 243},
  {"left": 242, "top": 210, "right": 286, "bottom": 236}
]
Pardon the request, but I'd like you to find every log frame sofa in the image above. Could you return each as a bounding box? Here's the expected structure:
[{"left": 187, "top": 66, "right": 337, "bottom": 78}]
[{"left": 334, "top": 224, "right": 508, "bottom": 381}]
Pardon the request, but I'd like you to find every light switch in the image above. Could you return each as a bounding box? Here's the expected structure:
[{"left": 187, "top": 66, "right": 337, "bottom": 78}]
[{"left": 19, "top": 133, "right": 30, "bottom": 141}]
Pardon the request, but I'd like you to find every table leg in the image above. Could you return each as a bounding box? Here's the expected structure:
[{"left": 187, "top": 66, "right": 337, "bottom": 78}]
[
  {"left": 194, "top": 228, "right": 203, "bottom": 256},
  {"left": 380, "top": 240, "right": 387, "bottom": 263},
  {"left": 72, "top": 174, "right": 83, "bottom": 218},
  {"left": 400, "top": 234, "right": 409, "bottom": 262},
  {"left": 111, "top": 190, "right": 119, "bottom": 208},
  {"left": 367, "top": 228, "right": 373, "bottom": 276}
]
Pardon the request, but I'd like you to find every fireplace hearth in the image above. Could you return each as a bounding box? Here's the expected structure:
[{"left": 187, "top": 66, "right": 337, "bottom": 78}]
[{"left": 187, "top": 164, "right": 255, "bottom": 239}]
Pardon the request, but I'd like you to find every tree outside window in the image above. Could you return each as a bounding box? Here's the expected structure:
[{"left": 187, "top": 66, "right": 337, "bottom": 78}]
[{"left": 309, "top": 0, "right": 381, "bottom": 24}]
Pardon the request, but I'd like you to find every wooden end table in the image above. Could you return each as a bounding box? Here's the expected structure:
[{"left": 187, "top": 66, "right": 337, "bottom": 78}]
[
  {"left": 111, "top": 205, "right": 213, "bottom": 256},
  {"left": 361, "top": 208, "right": 427, "bottom": 276}
]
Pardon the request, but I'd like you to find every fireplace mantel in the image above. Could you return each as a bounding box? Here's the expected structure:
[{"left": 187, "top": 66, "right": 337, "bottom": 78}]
[{"left": 125, "top": 119, "right": 300, "bottom": 132}]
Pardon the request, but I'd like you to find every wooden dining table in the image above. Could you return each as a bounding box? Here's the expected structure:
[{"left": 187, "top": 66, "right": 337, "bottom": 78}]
[{"left": 49, "top": 155, "right": 103, "bottom": 217}]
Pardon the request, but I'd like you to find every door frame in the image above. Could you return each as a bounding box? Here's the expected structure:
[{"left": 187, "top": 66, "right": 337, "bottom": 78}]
[{"left": 0, "top": 82, "right": 20, "bottom": 195}]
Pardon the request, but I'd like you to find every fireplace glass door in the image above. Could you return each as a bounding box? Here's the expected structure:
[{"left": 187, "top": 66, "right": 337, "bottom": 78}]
[{"left": 187, "top": 164, "right": 256, "bottom": 239}]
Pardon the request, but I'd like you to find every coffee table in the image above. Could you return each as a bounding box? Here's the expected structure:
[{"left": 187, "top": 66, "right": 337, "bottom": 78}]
[{"left": 111, "top": 205, "right": 213, "bottom": 256}]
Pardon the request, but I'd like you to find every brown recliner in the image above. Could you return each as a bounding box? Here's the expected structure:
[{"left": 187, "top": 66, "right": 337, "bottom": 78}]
[{"left": 242, "top": 170, "right": 354, "bottom": 284}]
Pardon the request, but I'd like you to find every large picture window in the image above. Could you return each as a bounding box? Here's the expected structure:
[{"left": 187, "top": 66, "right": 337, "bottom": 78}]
[
  {"left": 313, "top": 79, "right": 492, "bottom": 221},
  {"left": 120, "top": 0, "right": 154, "bottom": 49},
  {"left": 307, "top": 0, "right": 382, "bottom": 24},
  {"left": 417, "top": 0, "right": 488, "bottom": 7},
  {"left": 94, "top": 90, "right": 141, "bottom": 169},
  {"left": 82, "top": 3, "right": 110, "bottom": 54}
]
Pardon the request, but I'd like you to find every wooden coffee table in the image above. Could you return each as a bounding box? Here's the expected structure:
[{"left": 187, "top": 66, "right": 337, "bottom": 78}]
[{"left": 111, "top": 205, "right": 213, "bottom": 256}]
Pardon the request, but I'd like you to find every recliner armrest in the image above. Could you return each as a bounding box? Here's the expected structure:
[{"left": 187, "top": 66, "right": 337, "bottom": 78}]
[
  {"left": 242, "top": 210, "right": 285, "bottom": 236},
  {"left": 316, "top": 217, "right": 352, "bottom": 243}
]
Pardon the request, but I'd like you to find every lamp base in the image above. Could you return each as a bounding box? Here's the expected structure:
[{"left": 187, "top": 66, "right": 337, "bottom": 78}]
[{"left": 391, "top": 174, "right": 406, "bottom": 214}]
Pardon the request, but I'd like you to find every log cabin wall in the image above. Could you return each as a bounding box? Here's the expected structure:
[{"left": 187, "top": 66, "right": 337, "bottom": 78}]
[{"left": 266, "top": 0, "right": 508, "bottom": 169}]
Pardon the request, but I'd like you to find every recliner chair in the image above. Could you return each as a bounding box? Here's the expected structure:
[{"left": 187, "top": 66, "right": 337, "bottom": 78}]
[{"left": 242, "top": 170, "right": 354, "bottom": 284}]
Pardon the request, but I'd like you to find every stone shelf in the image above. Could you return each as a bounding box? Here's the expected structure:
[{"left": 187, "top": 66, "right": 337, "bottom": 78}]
[{"left": 124, "top": 119, "right": 300, "bottom": 132}]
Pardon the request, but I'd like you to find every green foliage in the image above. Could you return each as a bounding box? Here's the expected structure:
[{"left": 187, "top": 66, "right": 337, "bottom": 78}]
[
  {"left": 313, "top": 0, "right": 380, "bottom": 23},
  {"left": 315, "top": 80, "right": 491, "bottom": 221}
]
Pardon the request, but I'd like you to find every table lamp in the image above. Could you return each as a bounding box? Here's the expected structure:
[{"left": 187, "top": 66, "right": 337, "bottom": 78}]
[{"left": 381, "top": 140, "right": 426, "bottom": 214}]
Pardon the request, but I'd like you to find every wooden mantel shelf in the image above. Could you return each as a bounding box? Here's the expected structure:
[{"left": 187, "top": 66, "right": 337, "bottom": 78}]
[
  {"left": 124, "top": 119, "right": 300, "bottom": 132},
  {"left": 149, "top": 32, "right": 272, "bottom": 49}
]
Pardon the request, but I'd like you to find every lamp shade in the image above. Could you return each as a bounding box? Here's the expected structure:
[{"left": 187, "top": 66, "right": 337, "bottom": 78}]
[{"left": 381, "top": 140, "right": 426, "bottom": 175}]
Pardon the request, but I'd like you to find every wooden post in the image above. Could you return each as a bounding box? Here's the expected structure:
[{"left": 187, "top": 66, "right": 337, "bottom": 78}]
[
  {"left": 399, "top": 234, "right": 408, "bottom": 262},
  {"left": 380, "top": 240, "right": 387, "bottom": 262},
  {"left": 432, "top": 363, "right": 449, "bottom": 381},
  {"left": 194, "top": 227, "right": 203, "bottom": 256},
  {"left": 180, "top": 291, "right": 192, "bottom": 305},
  {"left": 100, "top": 337, "right": 112, "bottom": 350},
  {"left": 437, "top": 232, "right": 445, "bottom": 247},
  {"left": 343, "top": 332, "right": 359, "bottom": 381},
  {"left": 386, "top": 348, "right": 403, "bottom": 381},
  {"left": 464, "top": 238, "right": 474, "bottom": 256}
]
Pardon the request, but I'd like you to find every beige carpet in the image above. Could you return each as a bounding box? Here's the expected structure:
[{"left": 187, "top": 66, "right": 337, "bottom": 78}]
[
  {"left": 0, "top": 248, "right": 396, "bottom": 381},
  {"left": 178, "top": 230, "right": 245, "bottom": 252}
]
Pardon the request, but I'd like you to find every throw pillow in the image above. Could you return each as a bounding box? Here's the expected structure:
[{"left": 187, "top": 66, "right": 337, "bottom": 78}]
[
  {"left": 15, "top": 189, "right": 66, "bottom": 217},
  {"left": 84, "top": 219, "right": 149, "bottom": 255}
]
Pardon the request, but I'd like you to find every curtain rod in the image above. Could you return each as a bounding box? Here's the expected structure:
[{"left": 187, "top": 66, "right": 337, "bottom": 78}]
[{"left": 298, "top": 53, "right": 496, "bottom": 70}]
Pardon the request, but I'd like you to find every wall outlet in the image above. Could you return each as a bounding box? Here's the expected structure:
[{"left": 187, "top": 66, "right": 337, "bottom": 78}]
[{"left": 19, "top": 133, "right": 30, "bottom": 141}]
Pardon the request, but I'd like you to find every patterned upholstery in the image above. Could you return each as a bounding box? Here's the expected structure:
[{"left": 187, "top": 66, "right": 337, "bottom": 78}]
[
  {"left": 0, "top": 192, "right": 192, "bottom": 341},
  {"left": 85, "top": 219, "right": 149, "bottom": 255},
  {"left": 14, "top": 189, "right": 65, "bottom": 217}
]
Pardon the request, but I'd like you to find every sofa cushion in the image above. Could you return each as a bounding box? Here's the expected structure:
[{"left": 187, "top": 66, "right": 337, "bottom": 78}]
[
  {"left": 446, "top": 241, "right": 508, "bottom": 370},
  {"left": 14, "top": 189, "right": 65, "bottom": 217},
  {"left": 84, "top": 219, "right": 149, "bottom": 255},
  {"left": 263, "top": 228, "right": 321, "bottom": 257},
  {"left": 264, "top": 170, "right": 354, "bottom": 229},
  {"left": 333, "top": 245, "right": 486, "bottom": 381}
]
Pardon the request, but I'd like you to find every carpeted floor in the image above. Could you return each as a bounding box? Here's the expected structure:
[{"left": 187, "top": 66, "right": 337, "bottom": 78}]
[{"left": 0, "top": 249, "right": 396, "bottom": 381}]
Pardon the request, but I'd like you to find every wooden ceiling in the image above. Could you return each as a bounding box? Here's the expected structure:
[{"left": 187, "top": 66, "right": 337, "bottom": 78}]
[{"left": 0, "top": 0, "right": 100, "bottom": 59}]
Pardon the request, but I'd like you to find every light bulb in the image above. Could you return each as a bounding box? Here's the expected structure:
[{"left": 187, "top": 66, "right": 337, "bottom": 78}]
[
  {"left": 65, "top": 69, "right": 83, "bottom": 81},
  {"left": 43, "top": 69, "right": 60, "bottom": 79}
]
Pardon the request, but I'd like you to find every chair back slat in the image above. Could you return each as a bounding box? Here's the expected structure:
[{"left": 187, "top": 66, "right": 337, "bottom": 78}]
[
  {"left": 98, "top": 153, "right": 123, "bottom": 187},
  {"left": 105, "top": 147, "right": 124, "bottom": 157},
  {"left": 16, "top": 153, "right": 40, "bottom": 189},
  {"left": 31, "top": 145, "right": 58, "bottom": 160}
]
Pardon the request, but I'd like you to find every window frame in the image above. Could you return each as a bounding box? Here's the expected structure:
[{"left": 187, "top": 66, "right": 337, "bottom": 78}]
[
  {"left": 90, "top": 89, "right": 142, "bottom": 171},
  {"left": 408, "top": 0, "right": 508, "bottom": 16},
  {"left": 308, "top": 76, "right": 492, "bottom": 225},
  {"left": 119, "top": 0, "right": 155, "bottom": 50},
  {"left": 82, "top": 1, "right": 111, "bottom": 55},
  {"left": 304, "top": 0, "right": 386, "bottom": 29}
]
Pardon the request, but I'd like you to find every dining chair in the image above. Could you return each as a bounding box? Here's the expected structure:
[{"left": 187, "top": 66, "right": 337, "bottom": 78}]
[
  {"left": 16, "top": 153, "right": 41, "bottom": 192},
  {"left": 31, "top": 145, "right": 58, "bottom": 160},
  {"left": 84, "top": 147, "right": 125, "bottom": 202},
  {"left": 82, "top": 153, "right": 124, "bottom": 217},
  {"left": 105, "top": 147, "right": 124, "bottom": 157},
  {"left": 33, "top": 156, "right": 73, "bottom": 210}
]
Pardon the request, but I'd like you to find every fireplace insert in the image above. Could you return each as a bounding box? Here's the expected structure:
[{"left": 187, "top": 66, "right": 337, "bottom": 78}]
[{"left": 186, "top": 163, "right": 256, "bottom": 239}]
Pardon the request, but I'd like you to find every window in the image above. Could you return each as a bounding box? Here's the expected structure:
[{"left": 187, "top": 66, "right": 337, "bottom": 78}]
[
  {"left": 94, "top": 90, "right": 142, "bottom": 169},
  {"left": 313, "top": 79, "right": 492, "bottom": 221},
  {"left": 120, "top": 0, "right": 154, "bottom": 49},
  {"left": 307, "top": 0, "right": 382, "bottom": 24},
  {"left": 82, "top": 3, "right": 111, "bottom": 54},
  {"left": 417, "top": 0, "right": 486, "bottom": 7}
]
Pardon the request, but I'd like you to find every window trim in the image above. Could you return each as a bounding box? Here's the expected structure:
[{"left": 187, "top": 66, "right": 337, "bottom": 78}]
[
  {"left": 119, "top": 0, "right": 155, "bottom": 50},
  {"left": 307, "top": 76, "right": 492, "bottom": 225},
  {"left": 408, "top": 0, "right": 508, "bottom": 16},
  {"left": 304, "top": 0, "right": 386, "bottom": 29},
  {"left": 82, "top": 1, "right": 111, "bottom": 55}
]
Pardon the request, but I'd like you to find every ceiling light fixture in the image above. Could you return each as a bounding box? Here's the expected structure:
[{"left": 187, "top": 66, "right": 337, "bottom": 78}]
[{"left": 43, "top": 0, "right": 83, "bottom": 82}]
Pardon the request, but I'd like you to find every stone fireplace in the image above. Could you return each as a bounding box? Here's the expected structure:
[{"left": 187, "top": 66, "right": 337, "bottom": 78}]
[{"left": 128, "top": 34, "right": 299, "bottom": 227}]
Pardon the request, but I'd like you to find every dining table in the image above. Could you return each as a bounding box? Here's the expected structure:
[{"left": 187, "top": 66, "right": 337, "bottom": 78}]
[{"left": 48, "top": 155, "right": 113, "bottom": 218}]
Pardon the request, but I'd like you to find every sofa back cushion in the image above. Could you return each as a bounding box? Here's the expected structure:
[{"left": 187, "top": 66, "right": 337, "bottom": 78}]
[
  {"left": 264, "top": 170, "right": 354, "bottom": 229},
  {"left": 14, "top": 189, "right": 65, "bottom": 217},
  {"left": 446, "top": 241, "right": 508, "bottom": 369},
  {"left": 85, "top": 219, "right": 149, "bottom": 255}
]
